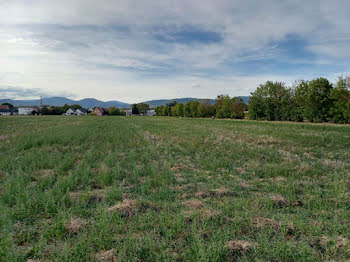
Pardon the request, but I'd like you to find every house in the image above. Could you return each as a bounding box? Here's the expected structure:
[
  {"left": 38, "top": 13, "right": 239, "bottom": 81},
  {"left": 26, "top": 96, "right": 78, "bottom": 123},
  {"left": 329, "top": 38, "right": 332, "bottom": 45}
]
[
  {"left": 125, "top": 109, "right": 132, "bottom": 116},
  {"left": 93, "top": 107, "right": 106, "bottom": 116},
  {"left": 65, "top": 108, "right": 76, "bottom": 115},
  {"left": 75, "top": 108, "right": 87, "bottom": 115},
  {"left": 146, "top": 109, "right": 156, "bottom": 116},
  {"left": 18, "top": 107, "right": 37, "bottom": 115},
  {"left": 0, "top": 105, "right": 11, "bottom": 116}
]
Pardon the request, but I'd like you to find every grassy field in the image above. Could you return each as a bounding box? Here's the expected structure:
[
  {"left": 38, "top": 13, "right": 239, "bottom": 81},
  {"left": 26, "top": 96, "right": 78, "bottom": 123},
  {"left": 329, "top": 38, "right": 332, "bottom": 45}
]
[{"left": 0, "top": 116, "right": 349, "bottom": 261}]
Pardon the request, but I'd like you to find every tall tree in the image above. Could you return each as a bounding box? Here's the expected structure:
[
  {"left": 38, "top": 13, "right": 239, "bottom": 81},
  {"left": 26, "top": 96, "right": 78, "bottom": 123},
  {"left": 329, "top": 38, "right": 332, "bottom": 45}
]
[
  {"left": 132, "top": 104, "right": 139, "bottom": 115},
  {"left": 295, "top": 78, "right": 333, "bottom": 122}
]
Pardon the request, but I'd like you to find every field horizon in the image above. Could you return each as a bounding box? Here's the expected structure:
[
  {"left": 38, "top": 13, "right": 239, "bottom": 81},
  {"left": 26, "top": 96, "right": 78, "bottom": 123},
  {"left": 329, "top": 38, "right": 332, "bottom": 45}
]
[{"left": 1, "top": 116, "right": 349, "bottom": 261}]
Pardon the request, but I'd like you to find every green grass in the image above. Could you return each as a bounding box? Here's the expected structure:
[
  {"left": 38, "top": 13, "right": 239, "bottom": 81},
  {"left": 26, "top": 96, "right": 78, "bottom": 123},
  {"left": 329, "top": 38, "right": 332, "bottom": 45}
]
[{"left": 0, "top": 116, "right": 349, "bottom": 261}]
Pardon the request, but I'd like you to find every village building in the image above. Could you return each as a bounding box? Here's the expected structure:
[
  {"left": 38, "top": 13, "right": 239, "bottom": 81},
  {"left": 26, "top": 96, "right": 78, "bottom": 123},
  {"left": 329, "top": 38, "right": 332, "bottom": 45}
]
[
  {"left": 0, "top": 105, "right": 11, "bottom": 116},
  {"left": 93, "top": 107, "right": 106, "bottom": 116},
  {"left": 65, "top": 108, "right": 76, "bottom": 115},
  {"left": 125, "top": 109, "right": 132, "bottom": 116},
  {"left": 18, "top": 107, "right": 37, "bottom": 115},
  {"left": 146, "top": 109, "right": 156, "bottom": 116},
  {"left": 75, "top": 108, "right": 87, "bottom": 115}
]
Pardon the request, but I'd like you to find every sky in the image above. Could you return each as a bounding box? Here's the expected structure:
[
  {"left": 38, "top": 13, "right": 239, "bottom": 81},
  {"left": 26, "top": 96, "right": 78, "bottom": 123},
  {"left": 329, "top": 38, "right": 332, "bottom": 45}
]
[{"left": 0, "top": 0, "right": 349, "bottom": 103}]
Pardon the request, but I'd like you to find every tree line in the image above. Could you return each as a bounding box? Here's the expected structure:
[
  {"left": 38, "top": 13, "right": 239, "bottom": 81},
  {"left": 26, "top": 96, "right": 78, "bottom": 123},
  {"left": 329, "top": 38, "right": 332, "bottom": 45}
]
[
  {"left": 155, "top": 97, "right": 247, "bottom": 118},
  {"left": 249, "top": 76, "right": 350, "bottom": 123},
  {"left": 155, "top": 76, "right": 350, "bottom": 124}
]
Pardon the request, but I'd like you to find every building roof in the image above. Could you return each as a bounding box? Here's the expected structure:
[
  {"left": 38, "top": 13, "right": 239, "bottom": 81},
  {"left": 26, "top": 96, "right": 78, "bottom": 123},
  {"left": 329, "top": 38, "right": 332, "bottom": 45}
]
[
  {"left": 0, "top": 105, "right": 10, "bottom": 110},
  {"left": 76, "top": 108, "right": 87, "bottom": 113}
]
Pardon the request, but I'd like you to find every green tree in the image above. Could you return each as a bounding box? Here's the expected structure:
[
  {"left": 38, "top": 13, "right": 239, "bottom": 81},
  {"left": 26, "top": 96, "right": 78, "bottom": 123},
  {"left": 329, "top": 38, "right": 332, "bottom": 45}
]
[
  {"left": 231, "top": 97, "right": 246, "bottom": 119},
  {"left": 198, "top": 100, "right": 215, "bottom": 117},
  {"left": 132, "top": 104, "right": 139, "bottom": 115},
  {"left": 174, "top": 103, "right": 184, "bottom": 117},
  {"left": 108, "top": 107, "right": 121, "bottom": 115},
  {"left": 137, "top": 103, "right": 150, "bottom": 115},
  {"left": 215, "top": 95, "right": 232, "bottom": 118},
  {"left": 189, "top": 101, "right": 200, "bottom": 118},
  {"left": 249, "top": 81, "right": 291, "bottom": 121},
  {"left": 295, "top": 78, "right": 333, "bottom": 122},
  {"left": 184, "top": 102, "right": 192, "bottom": 117},
  {"left": 330, "top": 76, "right": 350, "bottom": 123}
]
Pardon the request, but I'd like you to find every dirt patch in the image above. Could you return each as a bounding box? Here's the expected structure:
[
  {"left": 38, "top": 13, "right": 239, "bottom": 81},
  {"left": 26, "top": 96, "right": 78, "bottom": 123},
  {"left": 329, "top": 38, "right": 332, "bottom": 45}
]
[
  {"left": 336, "top": 236, "right": 348, "bottom": 248},
  {"left": 194, "top": 191, "right": 209, "bottom": 198},
  {"left": 252, "top": 217, "right": 294, "bottom": 233},
  {"left": 278, "top": 149, "right": 300, "bottom": 162},
  {"left": 95, "top": 249, "right": 117, "bottom": 262},
  {"left": 108, "top": 199, "right": 138, "bottom": 217},
  {"left": 174, "top": 173, "right": 185, "bottom": 182},
  {"left": 322, "top": 159, "right": 344, "bottom": 169},
  {"left": 270, "top": 194, "right": 289, "bottom": 207},
  {"left": 144, "top": 131, "right": 161, "bottom": 143},
  {"left": 65, "top": 218, "right": 84, "bottom": 233},
  {"left": 210, "top": 187, "right": 235, "bottom": 197},
  {"left": 292, "top": 200, "right": 303, "bottom": 207},
  {"left": 235, "top": 167, "right": 246, "bottom": 174},
  {"left": 0, "top": 135, "right": 10, "bottom": 141},
  {"left": 226, "top": 240, "right": 257, "bottom": 258},
  {"left": 38, "top": 169, "right": 56, "bottom": 178},
  {"left": 271, "top": 176, "right": 287, "bottom": 182},
  {"left": 138, "top": 176, "right": 146, "bottom": 183},
  {"left": 252, "top": 217, "right": 282, "bottom": 230},
  {"left": 257, "top": 137, "right": 280, "bottom": 145},
  {"left": 170, "top": 164, "right": 187, "bottom": 172}
]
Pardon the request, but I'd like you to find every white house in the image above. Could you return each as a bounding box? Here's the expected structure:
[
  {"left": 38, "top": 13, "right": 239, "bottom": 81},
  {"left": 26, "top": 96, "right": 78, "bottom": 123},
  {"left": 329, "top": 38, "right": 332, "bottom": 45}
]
[
  {"left": 75, "top": 108, "right": 87, "bottom": 115},
  {"left": 125, "top": 109, "right": 132, "bottom": 116},
  {"left": 146, "top": 109, "right": 156, "bottom": 116},
  {"left": 18, "top": 107, "right": 36, "bottom": 115},
  {"left": 65, "top": 108, "right": 76, "bottom": 115}
]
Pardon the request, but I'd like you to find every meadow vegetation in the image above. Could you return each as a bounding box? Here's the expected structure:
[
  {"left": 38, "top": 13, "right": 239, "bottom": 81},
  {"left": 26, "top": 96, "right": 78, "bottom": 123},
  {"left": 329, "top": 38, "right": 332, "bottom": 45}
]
[{"left": 0, "top": 116, "right": 349, "bottom": 261}]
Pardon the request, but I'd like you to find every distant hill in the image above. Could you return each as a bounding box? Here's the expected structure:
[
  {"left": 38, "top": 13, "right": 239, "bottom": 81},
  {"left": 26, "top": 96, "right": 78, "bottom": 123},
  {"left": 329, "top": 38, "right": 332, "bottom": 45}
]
[
  {"left": 143, "top": 96, "right": 249, "bottom": 107},
  {"left": 0, "top": 96, "right": 249, "bottom": 109},
  {"left": 0, "top": 97, "right": 130, "bottom": 109}
]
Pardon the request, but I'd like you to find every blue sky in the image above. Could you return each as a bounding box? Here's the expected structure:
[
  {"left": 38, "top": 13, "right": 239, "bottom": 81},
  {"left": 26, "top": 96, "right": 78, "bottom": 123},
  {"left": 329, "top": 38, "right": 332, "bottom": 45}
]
[{"left": 0, "top": 0, "right": 349, "bottom": 102}]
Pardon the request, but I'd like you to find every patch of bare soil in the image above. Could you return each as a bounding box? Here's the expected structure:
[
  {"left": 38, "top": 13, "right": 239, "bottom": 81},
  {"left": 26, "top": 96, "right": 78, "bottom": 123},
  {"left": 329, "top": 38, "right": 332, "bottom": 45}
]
[
  {"left": 278, "top": 149, "right": 300, "bottom": 162},
  {"left": 252, "top": 217, "right": 282, "bottom": 230},
  {"left": 108, "top": 199, "right": 138, "bottom": 217},
  {"left": 226, "top": 240, "right": 257, "bottom": 259},
  {"left": 38, "top": 169, "right": 56, "bottom": 178},
  {"left": 174, "top": 173, "right": 185, "bottom": 182},
  {"left": 322, "top": 159, "right": 345, "bottom": 169},
  {"left": 252, "top": 217, "right": 294, "bottom": 233},
  {"left": 170, "top": 164, "right": 187, "bottom": 172},
  {"left": 0, "top": 135, "right": 10, "bottom": 141},
  {"left": 271, "top": 176, "right": 287, "bottom": 182},
  {"left": 95, "top": 249, "right": 117, "bottom": 262},
  {"left": 194, "top": 191, "right": 209, "bottom": 198},
  {"left": 210, "top": 187, "right": 236, "bottom": 197},
  {"left": 257, "top": 136, "right": 280, "bottom": 145},
  {"left": 270, "top": 194, "right": 289, "bottom": 207},
  {"left": 65, "top": 218, "right": 84, "bottom": 233},
  {"left": 235, "top": 167, "right": 247, "bottom": 174}
]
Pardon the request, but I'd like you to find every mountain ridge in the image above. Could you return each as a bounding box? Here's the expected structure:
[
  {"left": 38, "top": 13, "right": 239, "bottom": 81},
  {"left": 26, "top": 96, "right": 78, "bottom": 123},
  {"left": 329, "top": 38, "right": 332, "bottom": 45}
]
[{"left": 0, "top": 96, "right": 249, "bottom": 108}]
